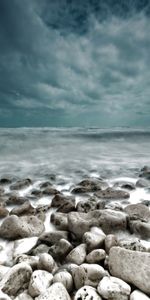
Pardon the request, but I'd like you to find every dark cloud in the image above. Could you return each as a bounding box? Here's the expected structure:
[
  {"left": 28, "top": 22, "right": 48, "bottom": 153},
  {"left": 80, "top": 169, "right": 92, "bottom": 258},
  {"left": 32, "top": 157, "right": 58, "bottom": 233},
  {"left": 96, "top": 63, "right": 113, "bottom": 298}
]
[{"left": 0, "top": 0, "right": 150, "bottom": 127}]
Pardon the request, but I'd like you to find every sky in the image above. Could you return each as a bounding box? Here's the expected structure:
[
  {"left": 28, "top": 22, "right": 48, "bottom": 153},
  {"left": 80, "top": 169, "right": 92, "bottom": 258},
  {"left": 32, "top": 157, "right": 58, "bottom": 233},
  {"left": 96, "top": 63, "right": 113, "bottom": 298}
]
[{"left": 0, "top": 0, "right": 150, "bottom": 128}]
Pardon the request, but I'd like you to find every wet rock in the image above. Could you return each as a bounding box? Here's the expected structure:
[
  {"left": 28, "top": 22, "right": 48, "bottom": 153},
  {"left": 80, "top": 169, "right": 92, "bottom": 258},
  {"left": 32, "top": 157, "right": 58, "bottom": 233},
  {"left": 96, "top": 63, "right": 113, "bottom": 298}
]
[
  {"left": 77, "top": 197, "right": 105, "bottom": 213},
  {"left": 0, "top": 177, "right": 12, "bottom": 185},
  {"left": 10, "top": 201, "right": 35, "bottom": 216},
  {"left": 139, "top": 167, "right": 150, "bottom": 180},
  {"left": 49, "top": 239, "right": 73, "bottom": 261},
  {"left": 130, "top": 289, "right": 150, "bottom": 300},
  {"left": 51, "top": 212, "right": 68, "bottom": 230},
  {"left": 68, "top": 209, "right": 127, "bottom": 239},
  {"left": 6, "top": 194, "right": 28, "bottom": 206},
  {"left": 30, "top": 189, "right": 43, "bottom": 198},
  {"left": 53, "top": 270, "right": 73, "bottom": 292},
  {"left": 38, "top": 253, "right": 58, "bottom": 274},
  {"left": 14, "top": 290, "right": 33, "bottom": 300},
  {"left": 118, "top": 238, "right": 147, "bottom": 251},
  {"left": 15, "top": 254, "right": 39, "bottom": 269},
  {"left": 0, "top": 206, "right": 9, "bottom": 218},
  {"left": 97, "top": 276, "right": 131, "bottom": 300},
  {"left": 72, "top": 178, "right": 108, "bottom": 194},
  {"left": 66, "top": 243, "right": 86, "bottom": 265},
  {"left": 28, "top": 270, "right": 53, "bottom": 297},
  {"left": 72, "top": 263, "right": 107, "bottom": 289},
  {"left": 0, "top": 262, "right": 32, "bottom": 296},
  {"left": 39, "top": 230, "right": 69, "bottom": 246},
  {"left": 0, "top": 215, "right": 45, "bottom": 239},
  {"left": 129, "top": 220, "right": 150, "bottom": 239},
  {"left": 42, "top": 188, "right": 60, "bottom": 196},
  {"left": 104, "top": 234, "right": 118, "bottom": 254},
  {"left": 109, "top": 246, "right": 150, "bottom": 294},
  {"left": 10, "top": 178, "right": 32, "bottom": 190},
  {"left": 13, "top": 237, "right": 38, "bottom": 257},
  {"left": 95, "top": 187, "right": 130, "bottom": 199},
  {"left": 83, "top": 227, "right": 106, "bottom": 250},
  {"left": 86, "top": 249, "right": 106, "bottom": 263},
  {"left": 74, "top": 286, "right": 102, "bottom": 300},
  {"left": 114, "top": 181, "right": 135, "bottom": 190},
  {"left": 57, "top": 201, "right": 76, "bottom": 213},
  {"left": 39, "top": 181, "right": 53, "bottom": 189},
  {"left": 124, "top": 203, "right": 150, "bottom": 222},
  {"left": 31, "top": 244, "right": 50, "bottom": 256},
  {"left": 136, "top": 178, "right": 150, "bottom": 188},
  {"left": 35, "top": 282, "right": 71, "bottom": 300},
  {"left": 51, "top": 194, "right": 75, "bottom": 209}
]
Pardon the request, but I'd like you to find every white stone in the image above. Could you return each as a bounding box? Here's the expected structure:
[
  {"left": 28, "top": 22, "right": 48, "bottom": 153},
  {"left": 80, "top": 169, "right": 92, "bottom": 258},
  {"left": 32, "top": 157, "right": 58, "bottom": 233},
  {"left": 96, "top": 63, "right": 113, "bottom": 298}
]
[
  {"left": 38, "top": 253, "right": 57, "bottom": 274},
  {"left": 97, "top": 276, "right": 131, "bottom": 300},
  {"left": 53, "top": 271, "right": 73, "bottom": 292},
  {"left": 13, "top": 237, "right": 38, "bottom": 257},
  {"left": 130, "top": 290, "right": 150, "bottom": 300},
  {"left": 74, "top": 285, "right": 102, "bottom": 300},
  {"left": 86, "top": 249, "right": 106, "bottom": 263},
  {"left": 35, "top": 282, "right": 71, "bottom": 300},
  {"left": 14, "top": 290, "right": 33, "bottom": 300},
  {"left": 28, "top": 270, "right": 53, "bottom": 297},
  {"left": 83, "top": 227, "right": 106, "bottom": 250},
  {"left": 66, "top": 244, "right": 86, "bottom": 265}
]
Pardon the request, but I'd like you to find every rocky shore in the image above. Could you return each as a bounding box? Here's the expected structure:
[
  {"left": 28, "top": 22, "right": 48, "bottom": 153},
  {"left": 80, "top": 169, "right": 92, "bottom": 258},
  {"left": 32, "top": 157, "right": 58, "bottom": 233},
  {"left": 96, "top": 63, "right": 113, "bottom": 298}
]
[{"left": 0, "top": 167, "right": 150, "bottom": 299}]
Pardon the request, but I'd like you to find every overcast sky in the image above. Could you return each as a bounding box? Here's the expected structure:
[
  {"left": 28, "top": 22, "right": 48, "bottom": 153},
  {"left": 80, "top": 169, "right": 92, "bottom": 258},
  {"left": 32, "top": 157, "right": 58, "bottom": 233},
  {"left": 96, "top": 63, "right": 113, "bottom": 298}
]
[{"left": 0, "top": 0, "right": 150, "bottom": 127}]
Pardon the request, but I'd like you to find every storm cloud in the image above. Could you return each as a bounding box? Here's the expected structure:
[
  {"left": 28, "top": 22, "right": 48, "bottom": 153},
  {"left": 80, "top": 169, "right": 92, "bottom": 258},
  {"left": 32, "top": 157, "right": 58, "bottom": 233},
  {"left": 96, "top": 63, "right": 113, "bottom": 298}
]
[{"left": 0, "top": 0, "right": 150, "bottom": 127}]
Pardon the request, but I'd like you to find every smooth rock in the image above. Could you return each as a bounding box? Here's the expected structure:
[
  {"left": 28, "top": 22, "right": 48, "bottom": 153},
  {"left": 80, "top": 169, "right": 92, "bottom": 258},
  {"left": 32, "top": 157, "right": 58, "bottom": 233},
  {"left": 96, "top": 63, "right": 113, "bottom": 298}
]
[
  {"left": 51, "top": 212, "right": 68, "bottom": 230},
  {"left": 130, "top": 290, "right": 150, "bottom": 300},
  {"left": 129, "top": 220, "right": 150, "bottom": 238},
  {"left": 86, "top": 249, "right": 106, "bottom": 263},
  {"left": 39, "top": 230, "right": 68, "bottom": 245},
  {"left": 15, "top": 254, "right": 39, "bottom": 269},
  {"left": 66, "top": 243, "right": 86, "bottom": 265},
  {"left": 28, "top": 270, "right": 53, "bottom": 297},
  {"left": 0, "top": 262, "right": 32, "bottom": 296},
  {"left": 109, "top": 246, "right": 150, "bottom": 294},
  {"left": 118, "top": 238, "right": 146, "bottom": 251},
  {"left": 53, "top": 270, "right": 73, "bottom": 292},
  {"left": 136, "top": 178, "right": 150, "bottom": 188},
  {"left": 51, "top": 194, "right": 75, "bottom": 208},
  {"left": 13, "top": 237, "right": 38, "bottom": 257},
  {"left": 124, "top": 204, "right": 150, "bottom": 222},
  {"left": 10, "top": 178, "right": 32, "bottom": 190},
  {"left": 0, "top": 215, "right": 45, "bottom": 239},
  {"left": 0, "top": 206, "right": 9, "bottom": 218},
  {"left": 83, "top": 227, "right": 106, "bottom": 250},
  {"left": 74, "top": 285, "right": 102, "bottom": 300},
  {"left": 72, "top": 178, "right": 108, "bottom": 193},
  {"left": 42, "top": 188, "right": 60, "bottom": 196},
  {"left": 31, "top": 244, "right": 49, "bottom": 256},
  {"left": 97, "top": 276, "right": 131, "bottom": 300},
  {"left": 15, "top": 290, "right": 33, "bottom": 300},
  {"left": 35, "top": 282, "right": 71, "bottom": 300},
  {"left": 77, "top": 198, "right": 105, "bottom": 213},
  {"left": 95, "top": 187, "right": 130, "bottom": 199},
  {"left": 104, "top": 234, "right": 118, "bottom": 254},
  {"left": 10, "top": 201, "right": 35, "bottom": 216},
  {"left": 49, "top": 238, "right": 73, "bottom": 261},
  {"left": 38, "top": 253, "right": 57, "bottom": 274}
]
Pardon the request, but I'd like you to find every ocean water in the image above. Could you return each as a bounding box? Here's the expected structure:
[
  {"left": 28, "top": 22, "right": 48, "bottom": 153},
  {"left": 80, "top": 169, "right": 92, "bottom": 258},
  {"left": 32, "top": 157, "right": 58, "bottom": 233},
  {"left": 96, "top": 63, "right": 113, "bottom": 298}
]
[{"left": 0, "top": 127, "right": 150, "bottom": 265}]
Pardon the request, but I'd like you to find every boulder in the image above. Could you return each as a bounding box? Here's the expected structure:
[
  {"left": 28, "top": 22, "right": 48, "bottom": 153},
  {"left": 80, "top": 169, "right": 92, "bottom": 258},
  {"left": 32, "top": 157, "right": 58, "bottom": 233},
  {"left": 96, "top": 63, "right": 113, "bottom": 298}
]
[
  {"left": 95, "top": 187, "right": 130, "bottom": 199},
  {"left": 53, "top": 270, "right": 73, "bottom": 292},
  {"left": 38, "top": 253, "right": 57, "bottom": 274},
  {"left": 9, "top": 201, "right": 35, "bottom": 216},
  {"left": 109, "top": 246, "right": 150, "bottom": 294},
  {"left": 35, "top": 282, "right": 71, "bottom": 300},
  {"left": 6, "top": 194, "right": 28, "bottom": 206},
  {"left": 86, "top": 249, "right": 106, "bottom": 263},
  {"left": 10, "top": 178, "right": 32, "bottom": 190},
  {"left": 39, "top": 181, "right": 52, "bottom": 189},
  {"left": 72, "top": 178, "right": 108, "bottom": 193},
  {"left": 0, "top": 206, "right": 9, "bottom": 218},
  {"left": 97, "top": 276, "right": 131, "bottom": 300},
  {"left": 0, "top": 262, "right": 32, "bottom": 296},
  {"left": 129, "top": 220, "right": 150, "bottom": 239},
  {"left": 83, "top": 227, "right": 106, "bottom": 250},
  {"left": 130, "top": 290, "right": 150, "bottom": 300},
  {"left": 118, "top": 238, "right": 146, "bottom": 252},
  {"left": 31, "top": 244, "right": 49, "bottom": 256},
  {"left": 124, "top": 204, "right": 150, "bottom": 222},
  {"left": 74, "top": 286, "right": 102, "bottom": 300},
  {"left": 28, "top": 270, "right": 53, "bottom": 297},
  {"left": 66, "top": 244, "right": 86, "bottom": 265},
  {"left": 51, "top": 212, "right": 68, "bottom": 230},
  {"left": 77, "top": 197, "right": 105, "bottom": 213},
  {"left": 51, "top": 194, "right": 75, "bottom": 212},
  {"left": 49, "top": 239, "right": 73, "bottom": 261},
  {"left": 39, "top": 231, "right": 68, "bottom": 245},
  {"left": 0, "top": 215, "right": 45, "bottom": 239}
]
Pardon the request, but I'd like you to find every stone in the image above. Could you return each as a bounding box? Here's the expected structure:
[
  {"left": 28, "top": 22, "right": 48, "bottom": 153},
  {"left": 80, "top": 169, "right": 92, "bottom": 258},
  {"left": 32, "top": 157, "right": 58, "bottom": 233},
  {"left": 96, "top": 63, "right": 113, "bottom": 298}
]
[
  {"left": 83, "top": 227, "right": 106, "bottom": 250},
  {"left": 0, "top": 262, "right": 32, "bottom": 296},
  {"left": 13, "top": 237, "right": 38, "bottom": 257},
  {"left": 0, "top": 206, "right": 9, "bottom": 218},
  {"left": 124, "top": 204, "right": 150, "bottom": 222},
  {"left": 39, "top": 230, "right": 68, "bottom": 245},
  {"left": 0, "top": 177, "right": 12, "bottom": 185},
  {"left": 6, "top": 194, "right": 28, "bottom": 206},
  {"left": 72, "top": 263, "right": 107, "bottom": 289},
  {"left": 77, "top": 197, "right": 105, "bottom": 213},
  {"left": 10, "top": 201, "right": 35, "bottom": 216},
  {"left": 0, "top": 291, "right": 12, "bottom": 300},
  {"left": 86, "top": 249, "right": 106, "bottom": 263},
  {"left": 104, "top": 234, "right": 118, "bottom": 254},
  {"left": 31, "top": 244, "right": 49, "bottom": 256},
  {"left": 136, "top": 178, "right": 150, "bottom": 188},
  {"left": 72, "top": 178, "right": 108, "bottom": 193},
  {"left": 53, "top": 270, "right": 73, "bottom": 292},
  {"left": 15, "top": 254, "right": 39, "bottom": 269},
  {"left": 35, "top": 282, "right": 71, "bottom": 300},
  {"left": 95, "top": 187, "right": 130, "bottom": 199},
  {"left": 66, "top": 244, "right": 86, "bottom": 265},
  {"left": 40, "top": 181, "right": 53, "bottom": 189},
  {"left": 118, "top": 238, "right": 146, "bottom": 252},
  {"left": 51, "top": 212, "right": 68, "bottom": 230},
  {"left": 109, "top": 246, "right": 150, "bottom": 294},
  {"left": 0, "top": 215, "right": 45, "bottom": 239},
  {"left": 49, "top": 239, "right": 73, "bottom": 261},
  {"left": 130, "top": 290, "right": 150, "bottom": 300},
  {"left": 42, "top": 188, "right": 60, "bottom": 196},
  {"left": 129, "top": 220, "right": 150, "bottom": 238},
  {"left": 51, "top": 194, "right": 75, "bottom": 212},
  {"left": 74, "top": 286, "right": 102, "bottom": 300},
  {"left": 114, "top": 181, "right": 135, "bottom": 190},
  {"left": 10, "top": 178, "right": 32, "bottom": 190},
  {"left": 38, "top": 253, "right": 57, "bottom": 274},
  {"left": 28, "top": 270, "right": 53, "bottom": 297},
  {"left": 14, "top": 290, "right": 33, "bottom": 300},
  {"left": 97, "top": 276, "right": 131, "bottom": 300},
  {"left": 0, "top": 266, "right": 10, "bottom": 281}
]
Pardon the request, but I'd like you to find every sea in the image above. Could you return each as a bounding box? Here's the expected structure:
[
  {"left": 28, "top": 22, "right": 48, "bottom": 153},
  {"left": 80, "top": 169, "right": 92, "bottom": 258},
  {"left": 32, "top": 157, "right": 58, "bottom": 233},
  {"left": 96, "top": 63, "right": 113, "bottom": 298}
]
[{"left": 0, "top": 127, "right": 150, "bottom": 265}]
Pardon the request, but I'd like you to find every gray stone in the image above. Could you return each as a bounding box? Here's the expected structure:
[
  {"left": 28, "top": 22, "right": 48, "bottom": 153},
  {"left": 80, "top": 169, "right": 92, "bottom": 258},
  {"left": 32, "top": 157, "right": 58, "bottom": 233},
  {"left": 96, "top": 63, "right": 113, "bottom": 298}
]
[
  {"left": 0, "top": 262, "right": 32, "bottom": 296},
  {"left": 74, "top": 286, "right": 102, "bottom": 300},
  {"left": 130, "top": 290, "right": 150, "bottom": 300},
  {"left": 53, "top": 271, "right": 73, "bottom": 292},
  {"left": 51, "top": 212, "right": 68, "bottom": 230},
  {"left": 124, "top": 203, "right": 150, "bottom": 222},
  {"left": 129, "top": 220, "right": 150, "bottom": 238},
  {"left": 49, "top": 238, "right": 73, "bottom": 261},
  {"left": 66, "top": 244, "right": 86, "bottom": 265},
  {"left": 105, "top": 234, "right": 118, "bottom": 254},
  {"left": 35, "top": 282, "right": 71, "bottom": 300},
  {"left": 15, "top": 254, "right": 39, "bottom": 269},
  {"left": 97, "top": 276, "right": 131, "bottom": 300},
  {"left": 72, "top": 178, "right": 108, "bottom": 193},
  {"left": 9, "top": 201, "right": 35, "bottom": 216},
  {"left": 39, "top": 231, "right": 68, "bottom": 245},
  {"left": 95, "top": 187, "right": 130, "bottom": 199},
  {"left": 118, "top": 238, "right": 147, "bottom": 252},
  {"left": 83, "top": 227, "right": 106, "bottom": 250},
  {"left": 10, "top": 178, "right": 32, "bottom": 190},
  {"left": 38, "top": 253, "right": 57, "bottom": 274},
  {"left": 0, "top": 215, "right": 45, "bottom": 239},
  {"left": 109, "top": 246, "right": 150, "bottom": 294},
  {"left": 13, "top": 237, "right": 38, "bottom": 257},
  {"left": 14, "top": 290, "right": 33, "bottom": 300},
  {"left": 28, "top": 270, "right": 53, "bottom": 297},
  {"left": 86, "top": 249, "right": 106, "bottom": 263}
]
